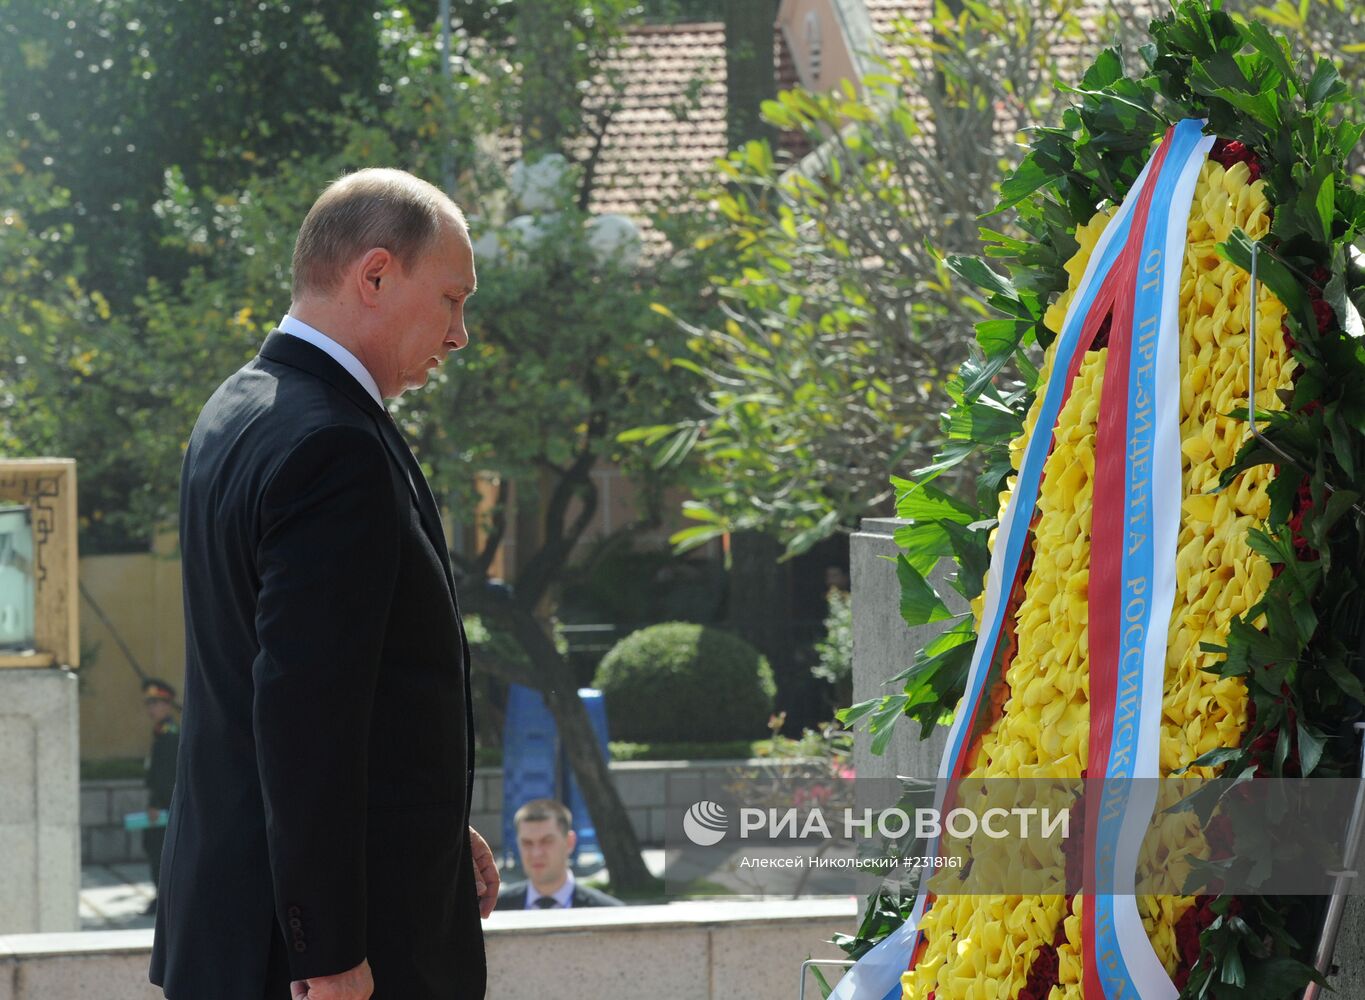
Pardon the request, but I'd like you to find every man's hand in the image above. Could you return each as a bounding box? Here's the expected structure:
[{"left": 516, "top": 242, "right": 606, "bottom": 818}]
[
  {"left": 290, "top": 958, "right": 373, "bottom": 999},
  {"left": 470, "top": 826, "right": 499, "bottom": 918}
]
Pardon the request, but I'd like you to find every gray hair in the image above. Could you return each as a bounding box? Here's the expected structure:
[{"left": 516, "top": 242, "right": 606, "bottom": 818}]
[{"left": 291, "top": 168, "right": 467, "bottom": 298}]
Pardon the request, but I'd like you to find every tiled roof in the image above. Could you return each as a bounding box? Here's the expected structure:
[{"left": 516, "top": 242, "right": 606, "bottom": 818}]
[
  {"left": 503, "top": 3, "right": 1166, "bottom": 248},
  {"left": 865, "top": 0, "right": 933, "bottom": 47},
  {"left": 507, "top": 21, "right": 808, "bottom": 251},
  {"left": 866, "top": 0, "right": 1162, "bottom": 73},
  {"left": 774, "top": 28, "right": 814, "bottom": 162},
  {"left": 842, "top": 0, "right": 1164, "bottom": 164},
  {"left": 578, "top": 22, "right": 729, "bottom": 247},
  {"left": 864, "top": 0, "right": 933, "bottom": 67}
]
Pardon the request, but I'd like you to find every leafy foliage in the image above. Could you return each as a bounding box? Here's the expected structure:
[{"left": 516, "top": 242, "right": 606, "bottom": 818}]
[
  {"left": 812, "top": 586, "right": 853, "bottom": 689},
  {"left": 643, "top": 0, "right": 1147, "bottom": 557},
  {"left": 0, "top": 1, "right": 697, "bottom": 559},
  {"left": 593, "top": 622, "right": 777, "bottom": 742},
  {"left": 1, "top": 0, "right": 694, "bottom": 894}
]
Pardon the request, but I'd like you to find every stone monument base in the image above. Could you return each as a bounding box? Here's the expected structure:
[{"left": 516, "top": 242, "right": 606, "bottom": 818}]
[{"left": 0, "top": 668, "right": 79, "bottom": 932}]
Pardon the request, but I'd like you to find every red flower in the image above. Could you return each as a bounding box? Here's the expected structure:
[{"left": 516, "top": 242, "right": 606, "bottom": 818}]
[
  {"left": 1313, "top": 297, "right": 1336, "bottom": 332},
  {"left": 1175, "top": 909, "right": 1203, "bottom": 968},
  {"left": 1288, "top": 477, "right": 1320, "bottom": 561},
  {"left": 1204, "top": 812, "right": 1235, "bottom": 858},
  {"left": 1019, "top": 943, "right": 1060, "bottom": 1000},
  {"left": 1282, "top": 320, "right": 1298, "bottom": 353},
  {"left": 1210, "top": 138, "right": 1263, "bottom": 180}
]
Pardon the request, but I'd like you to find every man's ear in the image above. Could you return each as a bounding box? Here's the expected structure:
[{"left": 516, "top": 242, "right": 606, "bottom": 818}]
[
  {"left": 356, "top": 247, "right": 393, "bottom": 306},
  {"left": 565, "top": 829, "right": 577, "bottom": 854}
]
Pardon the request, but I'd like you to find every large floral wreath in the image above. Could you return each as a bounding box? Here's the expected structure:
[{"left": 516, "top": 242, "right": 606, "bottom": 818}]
[{"left": 841, "top": 3, "right": 1365, "bottom": 997}]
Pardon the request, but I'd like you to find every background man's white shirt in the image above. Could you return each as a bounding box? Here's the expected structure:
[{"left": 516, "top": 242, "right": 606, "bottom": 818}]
[
  {"left": 525, "top": 870, "right": 576, "bottom": 910},
  {"left": 279, "top": 314, "right": 383, "bottom": 407}
]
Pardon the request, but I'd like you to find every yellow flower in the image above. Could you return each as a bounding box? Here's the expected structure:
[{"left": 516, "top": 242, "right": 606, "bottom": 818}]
[{"left": 904, "top": 160, "right": 1293, "bottom": 997}]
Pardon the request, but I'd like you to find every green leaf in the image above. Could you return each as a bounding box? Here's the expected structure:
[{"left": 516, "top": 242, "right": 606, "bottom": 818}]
[
  {"left": 654, "top": 424, "right": 701, "bottom": 469},
  {"left": 617, "top": 423, "right": 678, "bottom": 444},
  {"left": 1217, "top": 229, "right": 1314, "bottom": 334},
  {"left": 1178, "top": 745, "right": 1247, "bottom": 774},
  {"left": 1306, "top": 56, "right": 1345, "bottom": 107},
  {"left": 974, "top": 318, "right": 1028, "bottom": 357},
  {"left": 1245, "top": 956, "right": 1321, "bottom": 996},
  {"left": 838, "top": 698, "right": 881, "bottom": 726},
  {"left": 946, "top": 395, "right": 1023, "bottom": 444},
  {"left": 895, "top": 482, "right": 978, "bottom": 525},
  {"left": 893, "top": 521, "right": 954, "bottom": 577},
  {"left": 1240, "top": 21, "right": 1297, "bottom": 93},
  {"left": 1322, "top": 654, "right": 1365, "bottom": 704},
  {"left": 869, "top": 694, "right": 911, "bottom": 757},
  {"left": 1080, "top": 47, "right": 1124, "bottom": 89},
  {"left": 787, "top": 509, "right": 841, "bottom": 557},
  {"left": 1219, "top": 945, "right": 1246, "bottom": 987},
  {"left": 668, "top": 523, "right": 727, "bottom": 554},
  {"left": 943, "top": 254, "right": 1016, "bottom": 299},
  {"left": 941, "top": 519, "right": 990, "bottom": 600},
  {"left": 897, "top": 554, "right": 953, "bottom": 628},
  {"left": 989, "top": 153, "right": 1054, "bottom": 217},
  {"left": 1315, "top": 172, "right": 1335, "bottom": 244},
  {"left": 1296, "top": 721, "right": 1325, "bottom": 776}
]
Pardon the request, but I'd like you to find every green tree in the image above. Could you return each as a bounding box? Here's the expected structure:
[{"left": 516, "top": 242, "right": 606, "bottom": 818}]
[
  {"left": 643, "top": 1, "right": 1147, "bottom": 557},
  {"left": 4, "top": 0, "right": 690, "bottom": 892},
  {"left": 0, "top": 0, "right": 390, "bottom": 550},
  {"left": 0, "top": 0, "right": 381, "bottom": 310}
]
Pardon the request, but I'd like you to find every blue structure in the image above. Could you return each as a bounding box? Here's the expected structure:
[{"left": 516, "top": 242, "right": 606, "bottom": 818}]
[
  {"left": 501, "top": 685, "right": 611, "bottom": 869},
  {"left": 562, "top": 688, "right": 610, "bottom": 864},
  {"left": 500, "top": 684, "right": 559, "bottom": 868}
]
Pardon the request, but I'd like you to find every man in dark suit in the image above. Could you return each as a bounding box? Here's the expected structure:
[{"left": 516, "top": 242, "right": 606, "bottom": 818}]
[
  {"left": 497, "top": 799, "right": 623, "bottom": 910},
  {"left": 150, "top": 168, "right": 496, "bottom": 1000},
  {"left": 141, "top": 678, "right": 180, "bottom": 915}
]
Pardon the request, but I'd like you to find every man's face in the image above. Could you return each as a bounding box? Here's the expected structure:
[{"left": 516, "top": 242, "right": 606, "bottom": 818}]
[
  {"left": 144, "top": 698, "right": 172, "bottom": 723},
  {"left": 379, "top": 218, "right": 476, "bottom": 397},
  {"left": 516, "top": 818, "right": 576, "bottom": 891}
]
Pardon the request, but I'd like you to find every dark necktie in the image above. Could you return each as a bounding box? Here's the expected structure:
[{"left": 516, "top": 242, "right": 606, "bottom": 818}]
[{"left": 533, "top": 896, "right": 559, "bottom": 909}]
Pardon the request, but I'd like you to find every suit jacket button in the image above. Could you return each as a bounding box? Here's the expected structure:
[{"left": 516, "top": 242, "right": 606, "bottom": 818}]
[{"left": 294, "top": 941, "right": 307, "bottom": 953}]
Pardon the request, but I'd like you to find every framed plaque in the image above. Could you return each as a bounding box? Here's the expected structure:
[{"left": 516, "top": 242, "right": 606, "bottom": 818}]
[
  {"left": 0, "top": 459, "right": 78, "bottom": 668},
  {"left": 0, "top": 504, "right": 36, "bottom": 651}
]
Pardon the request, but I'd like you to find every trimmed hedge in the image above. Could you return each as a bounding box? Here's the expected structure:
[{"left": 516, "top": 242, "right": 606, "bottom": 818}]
[{"left": 593, "top": 622, "right": 776, "bottom": 742}]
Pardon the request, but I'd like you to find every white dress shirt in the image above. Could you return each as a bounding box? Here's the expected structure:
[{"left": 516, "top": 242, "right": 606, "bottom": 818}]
[
  {"left": 525, "top": 870, "right": 576, "bottom": 910},
  {"left": 278, "top": 314, "right": 383, "bottom": 407}
]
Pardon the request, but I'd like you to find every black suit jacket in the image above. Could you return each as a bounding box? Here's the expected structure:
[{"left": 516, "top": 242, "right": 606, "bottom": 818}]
[
  {"left": 497, "top": 879, "right": 625, "bottom": 909},
  {"left": 150, "top": 331, "right": 483, "bottom": 999}
]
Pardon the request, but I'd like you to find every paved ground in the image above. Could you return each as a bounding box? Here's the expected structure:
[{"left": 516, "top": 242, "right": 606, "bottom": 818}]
[{"left": 80, "top": 862, "right": 157, "bottom": 930}]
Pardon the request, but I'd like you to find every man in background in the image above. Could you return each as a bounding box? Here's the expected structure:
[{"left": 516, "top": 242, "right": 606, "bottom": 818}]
[
  {"left": 498, "top": 799, "right": 624, "bottom": 909},
  {"left": 141, "top": 678, "right": 179, "bottom": 915}
]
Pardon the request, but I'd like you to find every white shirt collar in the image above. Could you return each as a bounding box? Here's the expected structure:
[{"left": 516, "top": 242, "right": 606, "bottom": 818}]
[
  {"left": 525, "top": 869, "right": 576, "bottom": 910},
  {"left": 278, "top": 314, "right": 384, "bottom": 408}
]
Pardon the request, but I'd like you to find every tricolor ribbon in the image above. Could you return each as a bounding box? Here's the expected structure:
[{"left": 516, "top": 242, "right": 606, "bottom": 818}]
[
  {"left": 1083, "top": 118, "right": 1213, "bottom": 1000},
  {"left": 829, "top": 119, "right": 1212, "bottom": 1000}
]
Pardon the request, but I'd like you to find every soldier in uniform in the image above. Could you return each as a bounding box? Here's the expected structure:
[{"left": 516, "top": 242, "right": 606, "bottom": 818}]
[{"left": 141, "top": 678, "right": 180, "bottom": 915}]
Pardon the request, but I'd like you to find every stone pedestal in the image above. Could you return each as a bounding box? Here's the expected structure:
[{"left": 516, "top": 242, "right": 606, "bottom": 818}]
[
  {"left": 0, "top": 668, "right": 79, "bottom": 932},
  {"left": 850, "top": 518, "right": 962, "bottom": 784},
  {"left": 1330, "top": 897, "right": 1365, "bottom": 988}
]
